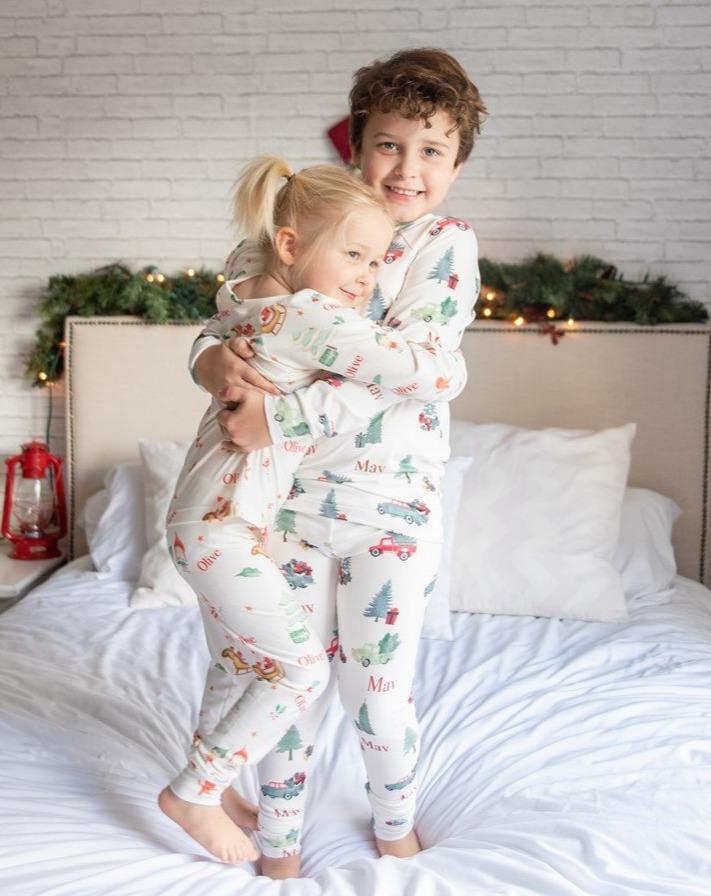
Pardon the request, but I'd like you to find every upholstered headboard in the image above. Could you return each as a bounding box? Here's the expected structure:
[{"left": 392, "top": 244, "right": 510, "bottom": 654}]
[{"left": 64, "top": 317, "right": 711, "bottom": 587}]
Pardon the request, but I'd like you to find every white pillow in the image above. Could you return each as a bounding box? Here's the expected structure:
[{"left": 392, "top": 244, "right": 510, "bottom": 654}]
[
  {"left": 421, "top": 455, "right": 474, "bottom": 640},
  {"left": 615, "top": 487, "right": 680, "bottom": 599},
  {"left": 80, "top": 462, "right": 146, "bottom": 580},
  {"left": 131, "top": 439, "right": 196, "bottom": 609},
  {"left": 448, "top": 421, "right": 635, "bottom": 622}
]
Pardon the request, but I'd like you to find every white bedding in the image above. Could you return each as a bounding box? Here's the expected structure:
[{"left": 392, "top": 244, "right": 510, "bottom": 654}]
[{"left": 1, "top": 562, "right": 710, "bottom": 896}]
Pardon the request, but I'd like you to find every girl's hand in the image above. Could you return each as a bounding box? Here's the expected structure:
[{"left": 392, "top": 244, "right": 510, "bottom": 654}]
[
  {"left": 217, "top": 388, "right": 273, "bottom": 452},
  {"left": 194, "top": 338, "right": 280, "bottom": 401}
]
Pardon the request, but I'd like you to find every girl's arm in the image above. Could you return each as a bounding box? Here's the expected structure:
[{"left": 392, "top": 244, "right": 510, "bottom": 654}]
[
  {"left": 263, "top": 223, "right": 479, "bottom": 444},
  {"left": 189, "top": 240, "right": 266, "bottom": 393}
]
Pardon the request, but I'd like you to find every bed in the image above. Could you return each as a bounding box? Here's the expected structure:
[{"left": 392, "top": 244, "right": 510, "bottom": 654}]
[{"left": 1, "top": 318, "right": 710, "bottom": 896}]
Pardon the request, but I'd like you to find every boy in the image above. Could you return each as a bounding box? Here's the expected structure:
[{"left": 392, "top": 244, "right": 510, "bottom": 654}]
[{"left": 192, "top": 48, "right": 487, "bottom": 879}]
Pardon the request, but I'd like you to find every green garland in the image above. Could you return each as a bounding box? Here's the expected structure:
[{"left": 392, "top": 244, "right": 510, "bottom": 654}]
[
  {"left": 479, "top": 253, "right": 708, "bottom": 326},
  {"left": 26, "top": 253, "right": 708, "bottom": 386},
  {"left": 26, "top": 263, "right": 222, "bottom": 386}
]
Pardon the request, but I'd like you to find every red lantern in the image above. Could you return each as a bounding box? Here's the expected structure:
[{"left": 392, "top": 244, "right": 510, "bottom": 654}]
[{"left": 2, "top": 441, "right": 66, "bottom": 560}]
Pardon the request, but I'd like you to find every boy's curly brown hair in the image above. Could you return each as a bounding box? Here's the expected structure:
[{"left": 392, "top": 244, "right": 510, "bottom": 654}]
[{"left": 349, "top": 48, "right": 488, "bottom": 167}]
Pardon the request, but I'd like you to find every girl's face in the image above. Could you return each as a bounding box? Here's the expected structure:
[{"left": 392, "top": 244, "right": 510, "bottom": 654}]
[
  {"left": 293, "top": 208, "right": 393, "bottom": 308},
  {"left": 355, "top": 109, "right": 462, "bottom": 224}
]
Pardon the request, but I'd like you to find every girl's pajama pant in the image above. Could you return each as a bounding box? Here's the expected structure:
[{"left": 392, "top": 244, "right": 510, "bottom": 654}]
[
  {"left": 175, "top": 510, "right": 441, "bottom": 859},
  {"left": 166, "top": 518, "right": 331, "bottom": 807}
]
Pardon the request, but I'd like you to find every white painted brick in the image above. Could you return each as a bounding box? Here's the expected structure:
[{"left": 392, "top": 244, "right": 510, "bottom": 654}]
[
  {"left": 161, "top": 14, "right": 223, "bottom": 34},
  {"left": 86, "top": 15, "right": 163, "bottom": 35},
  {"left": 450, "top": 6, "right": 526, "bottom": 27},
  {"left": 506, "top": 27, "right": 580, "bottom": 48},
  {"left": 590, "top": 7, "right": 654, "bottom": 27},
  {"left": 656, "top": 5, "right": 711, "bottom": 26},
  {"left": 64, "top": 55, "right": 134, "bottom": 75}
]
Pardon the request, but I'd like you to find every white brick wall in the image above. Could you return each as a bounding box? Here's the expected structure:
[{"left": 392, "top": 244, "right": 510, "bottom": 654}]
[{"left": 1, "top": 0, "right": 710, "bottom": 491}]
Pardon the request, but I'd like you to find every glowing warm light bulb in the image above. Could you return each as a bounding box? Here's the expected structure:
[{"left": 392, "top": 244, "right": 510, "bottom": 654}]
[
  {"left": 187, "top": 268, "right": 195, "bottom": 277},
  {"left": 546, "top": 308, "right": 556, "bottom": 319},
  {"left": 483, "top": 307, "right": 492, "bottom": 317},
  {"left": 567, "top": 317, "right": 575, "bottom": 327},
  {"left": 514, "top": 316, "right": 525, "bottom": 327},
  {"left": 156, "top": 273, "right": 165, "bottom": 283},
  {"left": 486, "top": 291, "right": 495, "bottom": 301},
  {"left": 216, "top": 274, "right": 225, "bottom": 283},
  {"left": 38, "top": 372, "right": 47, "bottom": 381},
  {"left": 146, "top": 273, "right": 154, "bottom": 283}
]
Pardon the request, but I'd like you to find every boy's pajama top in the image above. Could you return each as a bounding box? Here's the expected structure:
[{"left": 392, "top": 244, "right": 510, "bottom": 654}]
[{"left": 183, "top": 212, "right": 480, "bottom": 856}]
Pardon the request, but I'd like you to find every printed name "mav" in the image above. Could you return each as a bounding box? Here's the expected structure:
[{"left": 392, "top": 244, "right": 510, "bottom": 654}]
[
  {"left": 355, "top": 460, "right": 385, "bottom": 473},
  {"left": 360, "top": 737, "right": 389, "bottom": 752},
  {"left": 368, "top": 675, "right": 396, "bottom": 693}
]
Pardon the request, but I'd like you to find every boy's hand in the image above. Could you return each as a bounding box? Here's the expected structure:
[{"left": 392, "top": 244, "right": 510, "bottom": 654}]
[
  {"left": 217, "top": 388, "right": 273, "bottom": 452},
  {"left": 194, "top": 339, "right": 280, "bottom": 401}
]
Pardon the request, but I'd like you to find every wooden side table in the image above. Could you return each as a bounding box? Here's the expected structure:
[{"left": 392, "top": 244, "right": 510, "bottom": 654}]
[{"left": 0, "top": 542, "right": 65, "bottom": 613}]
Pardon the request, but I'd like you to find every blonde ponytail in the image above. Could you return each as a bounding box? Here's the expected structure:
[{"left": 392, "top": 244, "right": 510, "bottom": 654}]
[
  {"left": 232, "top": 155, "right": 293, "bottom": 245},
  {"left": 232, "top": 155, "right": 393, "bottom": 265}
]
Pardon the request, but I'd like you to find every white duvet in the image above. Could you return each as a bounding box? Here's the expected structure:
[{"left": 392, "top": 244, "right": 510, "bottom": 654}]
[{"left": 1, "top": 560, "right": 710, "bottom": 896}]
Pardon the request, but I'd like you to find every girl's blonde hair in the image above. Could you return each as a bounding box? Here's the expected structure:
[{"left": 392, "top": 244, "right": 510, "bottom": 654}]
[{"left": 232, "top": 156, "right": 392, "bottom": 264}]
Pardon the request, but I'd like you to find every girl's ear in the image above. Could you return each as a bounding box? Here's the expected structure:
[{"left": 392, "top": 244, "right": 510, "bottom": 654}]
[{"left": 273, "top": 227, "right": 298, "bottom": 266}]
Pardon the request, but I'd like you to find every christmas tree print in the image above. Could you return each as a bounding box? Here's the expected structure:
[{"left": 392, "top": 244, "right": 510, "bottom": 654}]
[
  {"left": 355, "top": 701, "right": 376, "bottom": 735},
  {"left": 234, "top": 567, "right": 261, "bottom": 578},
  {"left": 275, "top": 508, "right": 296, "bottom": 541},
  {"left": 427, "top": 246, "right": 454, "bottom": 283},
  {"left": 366, "top": 284, "right": 386, "bottom": 321},
  {"left": 338, "top": 557, "right": 352, "bottom": 585},
  {"left": 288, "top": 477, "right": 305, "bottom": 500},
  {"left": 276, "top": 724, "right": 303, "bottom": 761},
  {"left": 395, "top": 455, "right": 418, "bottom": 483},
  {"left": 439, "top": 295, "right": 458, "bottom": 321},
  {"left": 355, "top": 411, "right": 385, "bottom": 447},
  {"left": 320, "top": 470, "right": 352, "bottom": 483},
  {"left": 378, "top": 631, "right": 400, "bottom": 656},
  {"left": 403, "top": 727, "right": 417, "bottom": 754},
  {"left": 363, "top": 580, "right": 393, "bottom": 622},
  {"left": 320, "top": 488, "right": 340, "bottom": 519}
]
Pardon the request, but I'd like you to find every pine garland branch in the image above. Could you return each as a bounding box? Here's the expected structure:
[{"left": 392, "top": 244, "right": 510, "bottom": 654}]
[
  {"left": 25, "top": 264, "right": 221, "bottom": 386},
  {"left": 478, "top": 253, "right": 708, "bottom": 328}
]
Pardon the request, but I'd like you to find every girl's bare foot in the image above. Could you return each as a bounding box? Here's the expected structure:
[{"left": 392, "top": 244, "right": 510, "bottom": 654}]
[
  {"left": 158, "top": 786, "right": 260, "bottom": 864},
  {"left": 375, "top": 829, "right": 422, "bottom": 859},
  {"left": 259, "top": 853, "right": 302, "bottom": 880},
  {"left": 221, "top": 787, "right": 259, "bottom": 831}
]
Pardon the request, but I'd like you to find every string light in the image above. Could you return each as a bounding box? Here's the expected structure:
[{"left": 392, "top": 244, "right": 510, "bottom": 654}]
[
  {"left": 156, "top": 273, "right": 165, "bottom": 283},
  {"left": 482, "top": 307, "right": 492, "bottom": 317},
  {"left": 38, "top": 371, "right": 47, "bottom": 381},
  {"left": 216, "top": 274, "right": 225, "bottom": 283},
  {"left": 546, "top": 308, "right": 556, "bottom": 319},
  {"left": 187, "top": 268, "right": 195, "bottom": 277},
  {"left": 146, "top": 273, "right": 154, "bottom": 283},
  {"left": 567, "top": 317, "right": 575, "bottom": 327},
  {"left": 485, "top": 291, "right": 495, "bottom": 301},
  {"left": 514, "top": 316, "right": 525, "bottom": 327}
]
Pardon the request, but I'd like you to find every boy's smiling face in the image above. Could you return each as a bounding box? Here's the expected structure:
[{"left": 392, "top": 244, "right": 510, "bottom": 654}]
[{"left": 354, "top": 109, "right": 462, "bottom": 225}]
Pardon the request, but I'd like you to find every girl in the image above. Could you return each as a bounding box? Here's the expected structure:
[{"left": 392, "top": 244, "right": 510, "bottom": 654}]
[{"left": 158, "top": 155, "right": 467, "bottom": 869}]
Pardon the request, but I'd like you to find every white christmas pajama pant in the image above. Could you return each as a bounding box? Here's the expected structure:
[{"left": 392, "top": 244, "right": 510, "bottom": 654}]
[
  {"left": 165, "top": 518, "right": 331, "bottom": 807},
  {"left": 198, "top": 514, "right": 442, "bottom": 858}
]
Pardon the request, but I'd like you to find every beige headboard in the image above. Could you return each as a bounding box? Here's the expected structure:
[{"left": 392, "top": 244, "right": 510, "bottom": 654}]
[{"left": 65, "top": 317, "right": 711, "bottom": 587}]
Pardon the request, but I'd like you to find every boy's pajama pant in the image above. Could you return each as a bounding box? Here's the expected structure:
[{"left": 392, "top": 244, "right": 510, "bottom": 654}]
[{"left": 187, "top": 511, "right": 441, "bottom": 859}]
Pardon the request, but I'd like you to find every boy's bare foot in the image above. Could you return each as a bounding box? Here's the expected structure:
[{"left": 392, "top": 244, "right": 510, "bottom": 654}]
[
  {"left": 259, "top": 853, "right": 302, "bottom": 880},
  {"left": 375, "top": 829, "right": 422, "bottom": 859},
  {"left": 221, "top": 787, "right": 259, "bottom": 831},
  {"left": 158, "top": 786, "right": 260, "bottom": 864}
]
